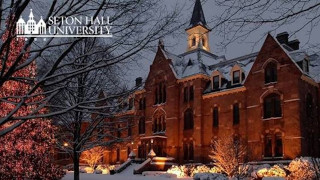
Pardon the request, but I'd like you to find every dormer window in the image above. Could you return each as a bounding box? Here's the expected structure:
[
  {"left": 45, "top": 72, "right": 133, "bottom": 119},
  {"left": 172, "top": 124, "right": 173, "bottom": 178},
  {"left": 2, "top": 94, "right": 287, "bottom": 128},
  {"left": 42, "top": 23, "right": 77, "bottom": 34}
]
[
  {"left": 213, "top": 75, "right": 220, "bottom": 89},
  {"left": 303, "top": 59, "right": 309, "bottom": 73},
  {"left": 192, "top": 37, "right": 196, "bottom": 47},
  {"left": 265, "top": 62, "right": 277, "bottom": 84},
  {"left": 233, "top": 70, "right": 240, "bottom": 84}
]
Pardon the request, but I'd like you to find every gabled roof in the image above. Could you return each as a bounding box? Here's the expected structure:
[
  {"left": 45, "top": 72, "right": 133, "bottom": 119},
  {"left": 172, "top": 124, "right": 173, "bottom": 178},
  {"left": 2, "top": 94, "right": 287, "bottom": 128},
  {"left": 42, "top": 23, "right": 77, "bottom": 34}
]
[{"left": 188, "top": 0, "right": 209, "bottom": 29}]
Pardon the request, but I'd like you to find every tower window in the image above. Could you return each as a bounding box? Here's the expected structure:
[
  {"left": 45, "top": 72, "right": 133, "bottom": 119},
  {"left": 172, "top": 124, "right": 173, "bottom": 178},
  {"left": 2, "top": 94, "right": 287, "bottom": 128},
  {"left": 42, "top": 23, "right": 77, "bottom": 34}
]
[
  {"left": 264, "top": 94, "right": 282, "bottom": 119},
  {"left": 233, "top": 70, "right": 240, "bottom": 84},
  {"left": 233, "top": 103, "right": 240, "bottom": 125},
  {"left": 213, "top": 75, "right": 220, "bottom": 89},
  {"left": 184, "top": 108, "right": 194, "bottom": 130},
  {"left": 202, "top": 38, "right": 206, "bottom": 46},
  {"left": 192, "top": 37, "right": 196, "bottom": 47},
  {"left": 265, "top": 62, "right": 277, "bottom": 83}
]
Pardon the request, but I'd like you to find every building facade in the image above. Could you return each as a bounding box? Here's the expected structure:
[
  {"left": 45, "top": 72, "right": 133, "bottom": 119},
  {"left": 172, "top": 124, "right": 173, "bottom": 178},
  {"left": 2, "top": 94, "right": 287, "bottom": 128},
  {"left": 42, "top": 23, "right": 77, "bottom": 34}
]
[{"left": 102, "top": 0, "right": 320, "bottom": 164}]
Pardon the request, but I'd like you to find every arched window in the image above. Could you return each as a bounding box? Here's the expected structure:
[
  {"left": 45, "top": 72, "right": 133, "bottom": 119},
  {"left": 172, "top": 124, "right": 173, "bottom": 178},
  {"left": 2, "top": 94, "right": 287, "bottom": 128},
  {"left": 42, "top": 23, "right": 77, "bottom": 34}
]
[
  {"left": 265, "top": 62, "right": 277, "bottom": 83},
  {"left": 153, "top": 113, "right": 166, "bottom": 133},
  {"left": 139, "top": 117, "right": 145, "bottom": 134},
  {"left": 184, "top": 108, "right": 194, "bottom": 130},
  {"left": 264, "top": 94, "right": 282, "bottom": 118},
  {"left": 306, "top": 93, "right": 313, "bottom": 117},
  {"left": 154, "top": 82, "right": 166, "bottom": 104},
  {"left": 202, "top": 38, "right": 206, "bottom": 46}
]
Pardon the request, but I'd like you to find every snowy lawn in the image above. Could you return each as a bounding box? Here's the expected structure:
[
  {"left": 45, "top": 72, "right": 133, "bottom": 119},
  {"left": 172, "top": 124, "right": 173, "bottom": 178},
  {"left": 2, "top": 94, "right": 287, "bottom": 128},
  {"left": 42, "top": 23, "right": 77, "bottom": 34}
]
[{"left": 62, "top": 172, "right": 193, "bottom": 180}]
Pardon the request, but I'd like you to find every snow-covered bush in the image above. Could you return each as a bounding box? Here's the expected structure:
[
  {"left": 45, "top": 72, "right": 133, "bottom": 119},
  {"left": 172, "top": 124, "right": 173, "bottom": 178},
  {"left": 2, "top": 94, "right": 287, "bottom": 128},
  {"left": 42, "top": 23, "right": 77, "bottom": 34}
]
[
  {"left": 193, "top": 173, "right": 228, "bottom": 180},
  {"left": 287, "top": 158, "right": 316, "bottom": 180},
  {"left": 167, "top": 165, "right": 189, "bottom": 178},
  {"left": 256, "top": 165, "right": 286, "bottom": 178},
  {"left": 190, "top": 165, "right": 221, "bottom": 177},
  {"left": 95, "top": 165, "right": 110, "bottom": 174}
]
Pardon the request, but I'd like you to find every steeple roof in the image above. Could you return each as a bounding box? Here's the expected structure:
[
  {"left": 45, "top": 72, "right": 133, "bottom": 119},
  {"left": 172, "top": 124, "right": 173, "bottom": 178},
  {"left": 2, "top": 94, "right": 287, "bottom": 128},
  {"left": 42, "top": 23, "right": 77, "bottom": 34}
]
[{"left": 189, "top": 0, "right": 208, "bottom": 28}]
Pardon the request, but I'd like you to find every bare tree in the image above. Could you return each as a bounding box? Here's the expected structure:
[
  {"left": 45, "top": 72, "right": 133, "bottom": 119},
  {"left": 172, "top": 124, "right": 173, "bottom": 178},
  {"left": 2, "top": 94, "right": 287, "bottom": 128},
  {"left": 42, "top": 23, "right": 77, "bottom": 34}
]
[
  {"left": 0, "top": 0, "right": 184, "bottom": 136},
  {"left": 209, "top": 136, "right": 247, "bottom": 178},
  {"left": 44, "top": 38, "right": 137, "bottom": 180},
  {"left": 210, "top": 0, "right": 320, "bottom": 51}
]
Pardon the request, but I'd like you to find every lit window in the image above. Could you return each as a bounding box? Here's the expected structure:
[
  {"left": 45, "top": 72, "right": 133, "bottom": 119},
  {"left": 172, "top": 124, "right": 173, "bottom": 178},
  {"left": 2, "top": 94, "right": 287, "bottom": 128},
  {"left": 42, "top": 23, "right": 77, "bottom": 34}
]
[{"left": 233, "top": 70, "right": 240, "bottom": 84}]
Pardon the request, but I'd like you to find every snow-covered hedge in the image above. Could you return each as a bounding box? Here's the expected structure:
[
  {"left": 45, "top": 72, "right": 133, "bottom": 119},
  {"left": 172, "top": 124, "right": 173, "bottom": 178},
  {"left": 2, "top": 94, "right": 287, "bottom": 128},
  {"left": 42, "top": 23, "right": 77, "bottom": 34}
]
[{"left": 167, "top": 165, "right": 221, "bottom": 178}]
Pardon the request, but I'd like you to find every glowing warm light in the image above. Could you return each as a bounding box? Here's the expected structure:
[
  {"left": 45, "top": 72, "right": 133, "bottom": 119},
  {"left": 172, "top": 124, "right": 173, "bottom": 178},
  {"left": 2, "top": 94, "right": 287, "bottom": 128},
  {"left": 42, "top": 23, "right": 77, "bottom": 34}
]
[{"left": 63, "top": 142, "right": 69, "bottom": 147}]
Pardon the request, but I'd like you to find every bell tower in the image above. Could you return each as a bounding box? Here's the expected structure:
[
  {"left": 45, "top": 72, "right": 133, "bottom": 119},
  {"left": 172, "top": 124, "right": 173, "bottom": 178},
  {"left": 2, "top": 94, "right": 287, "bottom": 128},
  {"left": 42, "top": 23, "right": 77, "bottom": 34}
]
[{"left": 186, "top": 0, "right": 211, "bottom": 52}]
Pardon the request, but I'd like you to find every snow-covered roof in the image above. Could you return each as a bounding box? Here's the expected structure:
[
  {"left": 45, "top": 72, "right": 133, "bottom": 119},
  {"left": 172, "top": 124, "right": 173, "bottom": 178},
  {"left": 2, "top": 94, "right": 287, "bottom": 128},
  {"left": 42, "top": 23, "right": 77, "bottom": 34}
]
[{"left": 309, "top": 53, "right": 320, "bottom": 83}]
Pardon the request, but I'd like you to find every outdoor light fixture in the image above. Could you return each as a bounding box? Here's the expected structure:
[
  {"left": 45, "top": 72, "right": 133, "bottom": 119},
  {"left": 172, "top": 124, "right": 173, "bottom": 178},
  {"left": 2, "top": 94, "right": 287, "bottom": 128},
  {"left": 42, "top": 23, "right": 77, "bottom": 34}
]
[{"left": 63, "top": 142, "right": 69, "bottom": 147}]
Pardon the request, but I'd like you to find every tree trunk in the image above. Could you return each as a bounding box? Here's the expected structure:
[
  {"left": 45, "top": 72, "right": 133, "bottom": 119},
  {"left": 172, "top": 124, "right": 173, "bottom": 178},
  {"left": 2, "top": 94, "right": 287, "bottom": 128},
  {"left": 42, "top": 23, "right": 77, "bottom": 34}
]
[{"left": 74, "top": 150, "right": 80, "bottom": 180}]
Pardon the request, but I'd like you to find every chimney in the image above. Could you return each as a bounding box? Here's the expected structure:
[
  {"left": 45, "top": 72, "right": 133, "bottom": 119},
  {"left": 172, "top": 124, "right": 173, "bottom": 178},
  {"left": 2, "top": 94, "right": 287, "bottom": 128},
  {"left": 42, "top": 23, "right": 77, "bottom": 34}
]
[
  {"left": 276, "top": 32, "right": 289, "bottom": 44},
  {"left": 135, "top": 77, "right": 143, "bottom": 87},
  {"left": 287, "top": 39, "right": 300, "bottom": 50}
]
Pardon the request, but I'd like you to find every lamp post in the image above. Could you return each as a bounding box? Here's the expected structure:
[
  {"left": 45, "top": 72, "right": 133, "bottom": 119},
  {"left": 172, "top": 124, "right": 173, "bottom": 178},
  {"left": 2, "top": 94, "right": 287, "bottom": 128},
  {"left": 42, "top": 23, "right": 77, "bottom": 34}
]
[{"left": 129, "top": 141, "right": 136, "bottom": 160}]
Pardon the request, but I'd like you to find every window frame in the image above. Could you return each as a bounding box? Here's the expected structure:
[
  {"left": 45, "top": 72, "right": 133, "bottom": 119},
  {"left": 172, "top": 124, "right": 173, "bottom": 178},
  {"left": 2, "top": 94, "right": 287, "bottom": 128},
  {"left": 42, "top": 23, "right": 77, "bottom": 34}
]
[
  {"left": 265, "top": 62, "right": 277, "bottom": 84},
  {"left": 263, "top": 94, "right": 282, "bottom": 119},
  {"left": 232, "top": 70, "right": 240, "bottom": 85}
]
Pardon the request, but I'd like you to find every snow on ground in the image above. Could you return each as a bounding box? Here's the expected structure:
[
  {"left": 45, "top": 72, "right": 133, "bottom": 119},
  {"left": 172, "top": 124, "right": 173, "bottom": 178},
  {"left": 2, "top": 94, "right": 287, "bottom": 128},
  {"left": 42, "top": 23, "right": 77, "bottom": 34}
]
[{"left": 62, "top": 171, "right": 193, "bottom": 180}]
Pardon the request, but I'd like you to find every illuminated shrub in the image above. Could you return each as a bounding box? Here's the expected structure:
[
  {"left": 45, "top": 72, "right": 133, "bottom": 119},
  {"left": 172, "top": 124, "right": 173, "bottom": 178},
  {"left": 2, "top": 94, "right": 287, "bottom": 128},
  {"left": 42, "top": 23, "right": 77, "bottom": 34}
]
[
  {"left": 167, "top": 165, "right": 189, "bottom": 178},
  {"left": 256, "top": 165, "right": 286, "bottom": 178},
  {"left": 190, "top": 165, "right": 221, "bottom": 177},
  {"left": 287, "top": 158, "right": 316, "bottom": 180}
]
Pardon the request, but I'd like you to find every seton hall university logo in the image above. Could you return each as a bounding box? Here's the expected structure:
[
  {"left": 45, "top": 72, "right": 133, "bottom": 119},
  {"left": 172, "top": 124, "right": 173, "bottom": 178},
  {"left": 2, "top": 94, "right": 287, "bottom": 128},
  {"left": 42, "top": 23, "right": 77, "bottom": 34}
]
[
  {"left": 16, "top": 9, "right": 112, "bottom": 39},
  {"left": 16, "top": 9, "right": 46, "bottom": 35}
]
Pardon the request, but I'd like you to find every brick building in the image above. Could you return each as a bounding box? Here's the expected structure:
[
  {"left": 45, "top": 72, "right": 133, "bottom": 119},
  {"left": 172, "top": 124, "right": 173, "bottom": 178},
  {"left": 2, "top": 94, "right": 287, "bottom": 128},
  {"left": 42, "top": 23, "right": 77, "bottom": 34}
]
[{"left": 102, "top": 0, "right": 320, "bottom": 164}]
